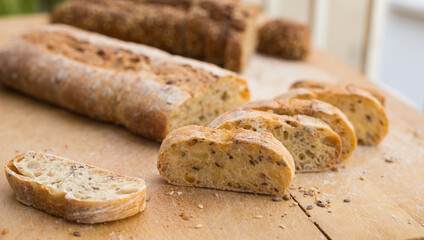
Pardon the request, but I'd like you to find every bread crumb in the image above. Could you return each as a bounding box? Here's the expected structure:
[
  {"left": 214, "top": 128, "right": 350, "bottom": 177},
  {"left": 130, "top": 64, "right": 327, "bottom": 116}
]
[
  {"left": 214, "top": 193, "right": 219, "bottom": 197},
  {"left": 359, "top": 176, "right": 365, "bottom": 181},
  {"left": 255, "top": 215, "right": 263, "bottom": 219},
  {"left": 278, "top": 224, "right": 287, "bottom": 229},
  {"left": 2, "top": 228, "right": 9, "bottom": 235},
  {"left": 195, "top": 224, "right": 203, "bottom": 229},
  {"left": 179, "top": 213, "right": 190, "bottom": 221},
  {"left": 198, "top": 204, "right": 204, "bottom": 209},
  {"left": 293, "top": 202, "right": 299, "bottom": 206},
  {"left": 328, "top": 210, "right": 332, "bottom": 213}
]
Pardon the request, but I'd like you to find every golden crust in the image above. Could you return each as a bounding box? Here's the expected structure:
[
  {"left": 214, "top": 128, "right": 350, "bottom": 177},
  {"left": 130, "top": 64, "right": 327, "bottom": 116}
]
[
  {"left": 291, "top": 80, "right": 386, "bottom": 105},
  {"left": 158, "top": 126, "right": 295, "bottom": 195},
  {"left": 242, "top": 98, "right": 357, "bottom": 161},
  {"left": 5, "top": 152, "right": 146, "bottom": 224}
]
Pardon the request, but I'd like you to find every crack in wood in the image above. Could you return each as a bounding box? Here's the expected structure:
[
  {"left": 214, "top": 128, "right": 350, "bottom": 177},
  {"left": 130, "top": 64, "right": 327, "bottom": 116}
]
[{"left": 289, "top": 191, "right": 332, "bottom": 240}]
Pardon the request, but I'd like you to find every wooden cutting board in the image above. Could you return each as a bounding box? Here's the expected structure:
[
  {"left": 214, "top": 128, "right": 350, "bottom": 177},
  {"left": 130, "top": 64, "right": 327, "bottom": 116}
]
[{"left": 0, "top": 14, "right": 423, "bottom": 240}]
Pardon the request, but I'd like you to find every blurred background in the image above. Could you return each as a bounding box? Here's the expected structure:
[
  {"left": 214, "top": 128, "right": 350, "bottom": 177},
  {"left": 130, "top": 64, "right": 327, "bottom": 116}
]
[{"left": 0, "top": 0, "right": 423, "bottom": 111}]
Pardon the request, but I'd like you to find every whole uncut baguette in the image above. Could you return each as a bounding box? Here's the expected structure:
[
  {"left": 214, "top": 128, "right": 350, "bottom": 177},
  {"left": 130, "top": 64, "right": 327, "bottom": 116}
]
[
  {"left": 243, "top": 99, "right": 357, "bottom": 162},
  {"left": 0, "top": 25, "right": 250, "bottom": 141},
  {"left": 258, "top": 18, "right": 311, "bottom": 60},
  {"left": 209, "top": 109, "right": 342, "bottom": 172},
  {"left": 277, "top": 86, "right": 389, "bottom": 146},
  {"left": 5, "top": 152, "right": 146, "bottom": 224},
  {"left": 291, "top": 80, "right": 386, "bottom": 105},
  {"left": 157, "top": 126, "right": 295, "bottom": 196},
  {"left": 50, "top": 0, "right": 259, "bottom": 72}
]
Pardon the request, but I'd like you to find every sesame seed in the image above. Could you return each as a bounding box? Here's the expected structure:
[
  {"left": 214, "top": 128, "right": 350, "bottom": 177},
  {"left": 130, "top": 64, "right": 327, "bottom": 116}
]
[
  {"left": 278, "top": 224, "right": 287, "bottom": 229},
  {"left": 166, "top": 191, "right": 174, "bottom": 195},
  {"left": 293, "top": 202, "right": 299, "bottom": 206},
  {"left": 255, "top": 215, "right": 263, "bottom": 219},
  {"left": 198, "top": 204, "right": 204, "bottom": 209},
  {"left": 306, "top": 205, "right": 313, "bottom": 210},
  {"left": 343, "top": 198, "right": 351, "bottom": 203},
  {"left": 195, "top": 224, "right": 202, "bottom": 229},
  {"left": 72, "top": 231, "right": 81, "bottom": 237},
  {"left": 272, "top": 197, "right": 282, "bottom": 202},
  {"left": 316, "top": 201, "right": 326, "bottom": 208},
  {"left": 177, "top": 191, "right": 182, "bottom": 195}
]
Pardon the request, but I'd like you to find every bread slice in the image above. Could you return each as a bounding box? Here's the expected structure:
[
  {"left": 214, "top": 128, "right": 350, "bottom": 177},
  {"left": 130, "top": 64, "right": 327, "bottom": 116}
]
[
  {"left": 157, "top": 126, "right": 295, "bottom": 196},
  {"left": 5, "top": 152, "right": 146, "bottom": 224},
  {"left": 208, "top": 109, "right": 342, "bottom": 172},
  {"left": 290, "top": 79, "right": 385, "bottom": 105},
  {"left": 276, "top": 87, "right": 389, "bottom": 146},
  {"left": 243, "top": 99, "right": 357, "bottom": 162}
]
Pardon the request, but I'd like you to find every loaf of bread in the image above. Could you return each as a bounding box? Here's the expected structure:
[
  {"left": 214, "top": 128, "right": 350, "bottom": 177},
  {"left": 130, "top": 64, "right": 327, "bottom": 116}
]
[
  {"left": 243, "top": 99, "right": 357, "bottom": 162},
  {"left": 277, "top": 86, "right": 389, "bottom": 146},
  {"left": 5, "top": 152, "right": 146, "bottom": 224},
  {"left": 209, "top": 109, "right": 342, "bottom": 172},
  {"left": 157, "top": 125, "right": 295, "bottom": 196},
  {"left": 258, "top": 18, "right": 311, "bottom": 60},
  {"left": 50, "top": 0, "right": 259, "bottom": 72},
  {"left": 0, "top": 25, "right": 250, "bottom": 141},
  {"left": 291, "top": 80, "right": 386, "bottom": 105}
]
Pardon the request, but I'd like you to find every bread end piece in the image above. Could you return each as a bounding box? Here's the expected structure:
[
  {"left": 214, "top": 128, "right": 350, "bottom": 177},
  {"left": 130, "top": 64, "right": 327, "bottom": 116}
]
[
  {"left": 5, "top": 152, "right": 146, "bottom": 224},
  {"left": 157, "top": 126, "right": 294, "bottom": 196},
  {"left": 258, "top": 18, "right": 310, "bottom": 60}
]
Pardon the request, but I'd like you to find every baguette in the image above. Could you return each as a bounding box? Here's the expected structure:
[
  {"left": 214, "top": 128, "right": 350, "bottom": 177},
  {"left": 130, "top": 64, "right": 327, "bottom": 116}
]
[
  {"left": 243, "top": 99, "right": 357, "bottom": 161},
  {"left": 0, "top": 25, "right": 250, "bottom": 141},
  {"left": 157, "top": 126, "right": 295, "bottom": 196},
  {"left": 51, "top": 0, "right": 259, "bottom": 72},
  {"left": 208, "top": 109, "right": 342, "bottom": 172},
  {"left": 5, "top": 152, "right": 146, "bottom": 224},
  {"left": 277, "top": 86, "right": 389, "bottom": 146},
  {"left": 291, "top": 80, "right": 386, "bottom": 105},
  {"left": 258, "top": 18, "right": 311, "bottom": 60}
]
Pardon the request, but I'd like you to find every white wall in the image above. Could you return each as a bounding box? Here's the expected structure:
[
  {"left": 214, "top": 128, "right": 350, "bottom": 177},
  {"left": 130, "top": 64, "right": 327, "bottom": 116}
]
[{"left": 378, "top": 0, "right": 424, "bottom": 110}]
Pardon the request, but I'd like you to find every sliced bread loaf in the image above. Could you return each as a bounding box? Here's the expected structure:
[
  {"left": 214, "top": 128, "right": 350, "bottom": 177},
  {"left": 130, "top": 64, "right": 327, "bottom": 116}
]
[
  {"left": 291, "top": 80, "right": 386, "bottom": 105},
  {"left": 276, "top": 87, "right": 389, "bottom": 146},
  {"left": 208, "top": 109, "right": 342, "bottom": 172},
  {"left": 5, "top": 152, "right": 146, "bottom": 224},
  {"left": 157, "top": 126, "right": 295, "bottom": 196},
  {"left": 243, "top": 99, "right": 357, "bottom": 161}
]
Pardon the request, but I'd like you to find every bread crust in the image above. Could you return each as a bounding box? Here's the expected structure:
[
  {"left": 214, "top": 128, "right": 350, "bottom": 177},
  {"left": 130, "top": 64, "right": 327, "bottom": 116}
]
[
  {"left": 5, "top": 152, "right": 146, "bottom": 224},
  {"left": 291, "top": 80, "right": 386, "bottom": 105},
  {"left": 243, "top": 99, "right": 357, "bottom": 161},
  {"left": 0, "top": 25, "right": 250, "bottom": 140},
  {"left": 51, "top": 0, "right": 259, "bottom": 72},
  {"left": 158, "top": 126, "right": 295, "bottom": 195},
  {"left": 277, "top": 86, "right": 389, "bottom": 146}
]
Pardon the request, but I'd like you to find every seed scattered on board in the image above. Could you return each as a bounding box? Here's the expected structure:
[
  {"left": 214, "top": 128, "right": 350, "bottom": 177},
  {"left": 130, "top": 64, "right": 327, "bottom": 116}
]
[
  {"left": 278, "top": 224, "right": 287, "bottom": 229},
  {"left": 198, "top": 204, "right": 204, "bottom": 209},
  {"left": 166, "top": 191, "right": 174, "bottom": 195},
  {"left": 343, "top": 198, "right": 351, "bottom": 203},
  {"left": 195, "top": 224, "right": 203, "bottom": 229},
  {"left": 359, "top": 176, "right": 365, "bottom": 181},
  {"left": 306, "top": 205, "right": 313, "bottom": 210},
  {"left": 72, "top": 231, "right": 82, "bottom": 237},
  {"left": 272, "top": 197, "right": 282, "bottom": 202},
  {"left": 255, "top": 215, "right": 263, "bottom": 219}
]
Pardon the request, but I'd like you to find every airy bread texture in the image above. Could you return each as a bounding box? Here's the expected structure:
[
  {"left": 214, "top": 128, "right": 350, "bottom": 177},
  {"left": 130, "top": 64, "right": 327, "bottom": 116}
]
[
  {"left": 258, "top": 18, "right": 310, "bottom": 60},
  {"left": 51, "top": 0, "right": 259, "bottom": 72},
  {"left": 5, "top": 152, "right": 146, "bottom": 224},
  {"left": 277, "top": 86, "right": 389, "bottom": 146},
  {"left": 209, "top": 109, "right": 342, "bottom": 172},
  {"left": 291, "top": 80, "right": 386, "bottom": 105},
  {"left": 243, "top": 99, "right": 357, "bottom": 162},
  {"left": 0, "top": 25, "right": 250, "bottom": 141},
  {"left": 157, "top": 126, "right": 295, "bottom": 196}
]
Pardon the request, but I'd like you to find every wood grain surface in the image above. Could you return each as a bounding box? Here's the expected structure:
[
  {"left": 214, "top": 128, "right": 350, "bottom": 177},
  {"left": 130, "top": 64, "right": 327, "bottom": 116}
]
[{"left": 0, "top": 14, "right": 423, "bottom": 240}]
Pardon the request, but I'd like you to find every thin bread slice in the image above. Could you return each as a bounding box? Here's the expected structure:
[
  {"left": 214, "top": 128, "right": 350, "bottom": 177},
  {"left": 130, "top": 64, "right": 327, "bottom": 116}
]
[
  {"left": 242, "top": 99, "right": 357, "bottom": 162},
  {"left": 208, "top": 109, "right": 342, "bottom": 172},
  {"left": 157, "top": 125, "right": 295, "bottom": 196},
  {"left": 291, "top": 80, "right": 385, "bottom": 105},
  {"left": 5, "top": 152, "right": 146, "bottom": 224},
  {"left": 276, "top": 87, "right": 389, "bottom": 146}
]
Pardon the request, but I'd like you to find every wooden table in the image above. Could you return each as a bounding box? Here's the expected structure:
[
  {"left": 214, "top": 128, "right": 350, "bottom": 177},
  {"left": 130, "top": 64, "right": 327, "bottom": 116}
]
[{"left": 0, "top": 14, "right": 423, "bottom": 240}]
